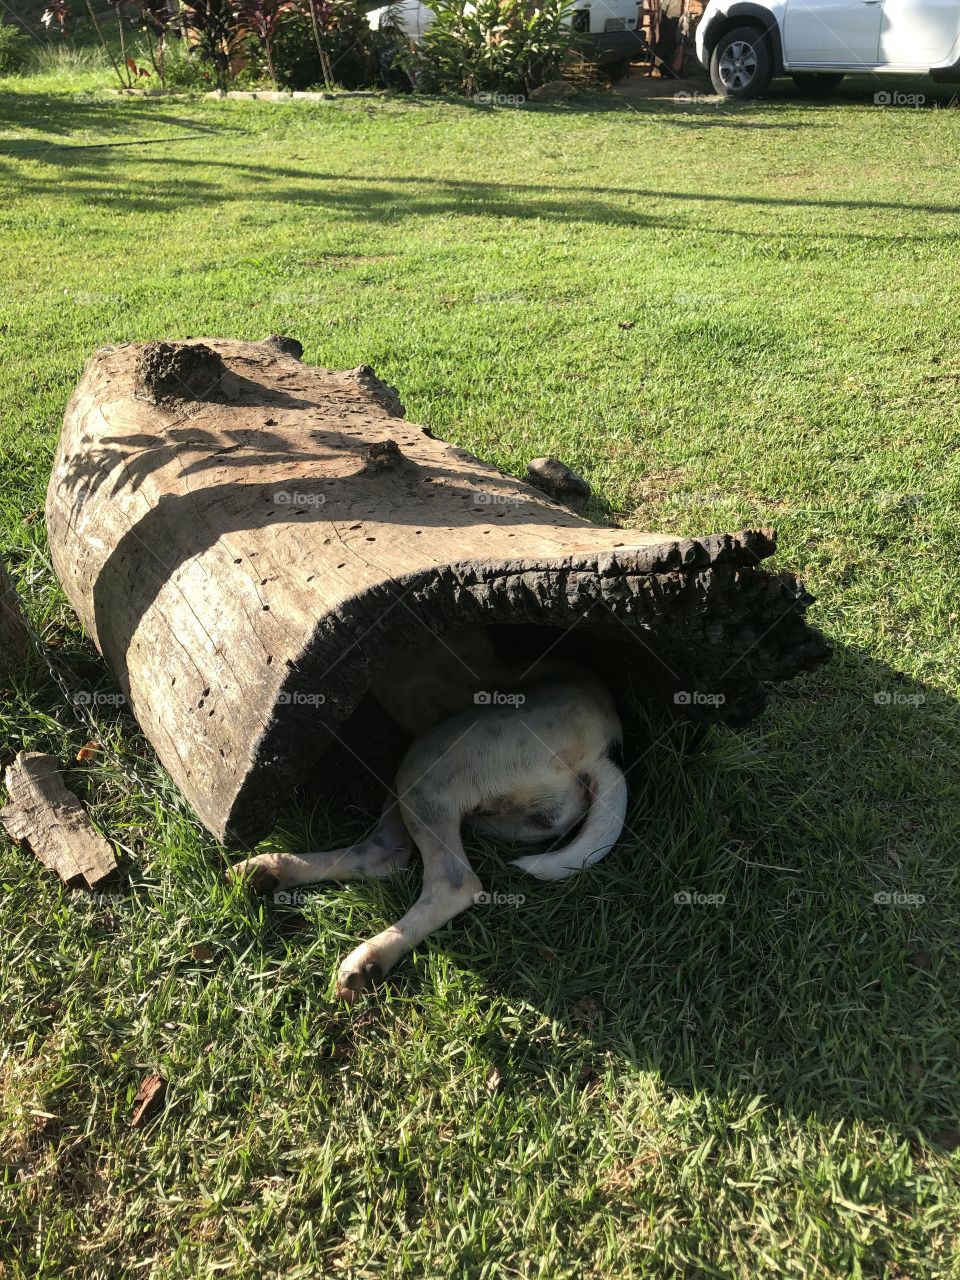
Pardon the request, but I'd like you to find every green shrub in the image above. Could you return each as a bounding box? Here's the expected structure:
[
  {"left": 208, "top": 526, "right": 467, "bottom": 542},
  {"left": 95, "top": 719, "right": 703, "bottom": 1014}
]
[
  {"left": 404, "top": 0, "right": 577, "bottom": 97},
  {"left": 0, "top": 22, "right": 30, "bottom": 76},
  {"left": 270, "top": 1, "right": 385, "bottom": 90},
  {"left": 159, "top": 38, "right": 216, "bottom": 89}
]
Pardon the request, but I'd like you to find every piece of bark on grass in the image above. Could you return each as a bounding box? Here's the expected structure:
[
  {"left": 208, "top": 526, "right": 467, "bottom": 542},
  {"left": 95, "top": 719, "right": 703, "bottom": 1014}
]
[
  {"left": 0, "top": 558, "right": 31, "bottom": 678},
  {"left": 129, "top": 1073, "right": 167, "bottom": 1128},
  {"left": 0, "top": 751, "right": 118, "bottom": 888}
]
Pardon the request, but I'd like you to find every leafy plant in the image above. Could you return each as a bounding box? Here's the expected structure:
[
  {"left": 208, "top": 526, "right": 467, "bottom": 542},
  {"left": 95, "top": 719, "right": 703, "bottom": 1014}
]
[
  {"left": 74, "top": 0, "right": 133, "bottom": 87},
  {"left": 404, "top": 0, "right": 577, "bottom": 96},
  {"left": 270, "top": 0, "right": 381, "bottom": 90},
  {"left": 160, "top": 39, "right": 214, "bottom": 87},
  {"left": 40, "top": 2, "right": 70, "bottom": 39},
  {"left": 232, "top": 0, "right": 300, "bottom": 87},
  {"left": 181, "top": 0, "right": 244, "bottom": 89},
  {"left": 139, "top": 0, "right": 172, "bottom": 84},
  {"left": 0, "top": 23, "right": 30, "bottom": 76},
  {"left": 304, "top": 0, "right": 334, "bottom": 90}
]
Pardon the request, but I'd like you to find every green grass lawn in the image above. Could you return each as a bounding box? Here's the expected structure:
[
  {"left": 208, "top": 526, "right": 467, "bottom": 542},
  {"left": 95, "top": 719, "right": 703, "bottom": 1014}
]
[{"left": 2, "top": 59, "right": 960, "bottom": 1278}]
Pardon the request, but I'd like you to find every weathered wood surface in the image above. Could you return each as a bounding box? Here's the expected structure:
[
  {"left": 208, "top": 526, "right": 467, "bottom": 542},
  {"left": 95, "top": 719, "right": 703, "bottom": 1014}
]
[
  {"left": 45, "top": 338, "right": 829, "bottom": 847},
  {"left": 1, "top": 751, "right": 118, "bottom": 887},
  {"left": 0, "top": 558, "right": 31, "bottom": 678}
]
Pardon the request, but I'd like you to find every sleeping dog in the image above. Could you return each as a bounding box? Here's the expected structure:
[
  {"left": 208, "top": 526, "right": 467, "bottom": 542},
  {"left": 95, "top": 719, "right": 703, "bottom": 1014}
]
[{"left": 231, "top": 628, "right": 627, "bottom": 1000}]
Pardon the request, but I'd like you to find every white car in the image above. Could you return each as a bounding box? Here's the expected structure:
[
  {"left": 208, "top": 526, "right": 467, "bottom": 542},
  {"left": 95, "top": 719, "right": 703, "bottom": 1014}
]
[
  {"left": 367, "top": 0, "right": 648, "bottom": 79},
  {"left": 695, "top": 0, "right": 960, "bottom": 97}
]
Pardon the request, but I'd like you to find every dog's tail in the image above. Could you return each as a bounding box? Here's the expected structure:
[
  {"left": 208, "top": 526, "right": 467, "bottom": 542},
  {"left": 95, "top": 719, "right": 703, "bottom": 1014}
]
[{"left": 509, "top": 756, "right": 628, "bottom": 882}]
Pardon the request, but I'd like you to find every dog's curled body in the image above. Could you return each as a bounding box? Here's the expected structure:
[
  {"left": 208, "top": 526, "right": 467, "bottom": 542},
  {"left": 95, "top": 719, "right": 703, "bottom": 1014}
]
[
  {"left": 231, "top": 629, "right": 628, "bottom": 1000},
  {"left": 401, "top": 673, "right": 626, "bottom": 878}
]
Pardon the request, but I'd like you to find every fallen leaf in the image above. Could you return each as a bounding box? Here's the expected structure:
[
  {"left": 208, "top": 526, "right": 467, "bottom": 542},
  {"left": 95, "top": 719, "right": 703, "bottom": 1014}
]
[
  {"left": 535, "top": 945, "right": 558, "bottom": 963},
  {"left": 485, "top": 1066, "right": 502, "bottom": 1093},
  {"left": 617, "top": 320, "right": 635, "bottom": 330},
  {"left": 190, "top": 944, "right": 214, "bottom": 962},
  {"left": 76, "top": 741, "right": 100, "bottom": 762},
  {"left": 129, "top": 1073, "right": 167, "bottom": 1129}
]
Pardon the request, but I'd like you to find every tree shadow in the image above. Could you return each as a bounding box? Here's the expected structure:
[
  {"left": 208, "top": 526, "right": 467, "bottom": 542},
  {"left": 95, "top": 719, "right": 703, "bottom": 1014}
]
[{"left": 4, "top": 86, "right": 960, "bottom": 231}]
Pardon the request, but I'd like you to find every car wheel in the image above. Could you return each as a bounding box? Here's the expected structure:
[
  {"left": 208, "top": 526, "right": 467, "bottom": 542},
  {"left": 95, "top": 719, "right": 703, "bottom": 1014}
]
[
  {"left": 709, "top": 25, "right": 773, "bottom": 98},
  {"left": 791, "top": 72, "right": 845, "bottom": 94}
]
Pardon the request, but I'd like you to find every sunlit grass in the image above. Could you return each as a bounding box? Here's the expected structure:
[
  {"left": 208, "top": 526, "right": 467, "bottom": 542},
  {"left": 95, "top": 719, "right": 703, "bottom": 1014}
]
[{"left": 1, "top": 63, "right": 959, "bottom": 1278}]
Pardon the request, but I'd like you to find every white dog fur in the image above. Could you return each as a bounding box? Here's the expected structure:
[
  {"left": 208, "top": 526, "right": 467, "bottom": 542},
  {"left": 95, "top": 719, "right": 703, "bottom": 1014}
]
[{"left": 231, "top": 627, "right": 627, "bottom": 1000}]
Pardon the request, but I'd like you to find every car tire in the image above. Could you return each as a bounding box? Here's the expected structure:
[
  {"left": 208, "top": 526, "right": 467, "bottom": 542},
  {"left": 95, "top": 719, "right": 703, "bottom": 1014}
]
[
  {"left": 709, "top": 25, "right": 773, "bottom": 98},
  {"left": 791, "top": 72, "right": 845, "bottom": 94}
]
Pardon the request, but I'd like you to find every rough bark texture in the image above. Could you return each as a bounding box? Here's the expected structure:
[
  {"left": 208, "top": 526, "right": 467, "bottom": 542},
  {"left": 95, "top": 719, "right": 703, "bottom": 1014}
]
[
  {"left": 0, "top": 558, "right": 31, "bottom": 677},
  {"left": 1, "top": 752, "right": 118, "bottom": 887},
  {"left": 45, "top": 338, "right": 830, "bottom": 848}
]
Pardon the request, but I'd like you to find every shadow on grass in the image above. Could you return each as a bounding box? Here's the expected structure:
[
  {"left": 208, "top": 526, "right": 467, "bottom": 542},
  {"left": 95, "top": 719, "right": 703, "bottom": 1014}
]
[
  {"left": 3, "top": 80, "right": 960, "bottom": 222},
  {"left": 19, "top": 344, "right": 959, "bottom": 1142},
  {"left": 4, "top": 523, "right": 958, "bottom": 1145},
  {"left": 244, "top": 638, "right": 960, "bottom": 1141},
  {"left": 27, "top": 626, "right": 953, "bottom": 1141}
]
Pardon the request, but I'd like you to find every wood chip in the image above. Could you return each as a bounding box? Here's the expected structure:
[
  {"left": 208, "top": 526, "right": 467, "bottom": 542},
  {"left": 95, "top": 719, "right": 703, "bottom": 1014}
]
[
  {"left": 1, "top": 751, "right": 118, "bottom": 888},
  {"left": 129, "top": 1073, "right": 167, "bottom": 1129}
]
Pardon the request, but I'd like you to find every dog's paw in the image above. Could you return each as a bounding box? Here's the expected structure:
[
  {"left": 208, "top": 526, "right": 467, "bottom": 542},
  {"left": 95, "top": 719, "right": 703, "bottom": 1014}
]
[
  {"left": 335, "top": 950, "right": 384, "bottom": 1004},
  {"left": 228, "top": 853, "right": 288, "bottom": 897}
]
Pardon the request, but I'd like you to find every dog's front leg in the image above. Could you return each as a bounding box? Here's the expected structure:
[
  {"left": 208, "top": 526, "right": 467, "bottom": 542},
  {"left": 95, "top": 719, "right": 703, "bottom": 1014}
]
[
  {"left": 230, "top": 793, "right": 411, "bottom": 896},
  {"left": 335, "top": 796, "right": 481, "bottom": 1002}
]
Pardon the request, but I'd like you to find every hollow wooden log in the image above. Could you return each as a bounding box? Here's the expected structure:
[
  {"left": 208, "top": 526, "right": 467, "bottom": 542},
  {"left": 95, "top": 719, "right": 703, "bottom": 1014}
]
[
  {"left": 0, "top": 558, "right": 31, "bottom": 678},
  {"left": 45, "top": 338, "right": 830, "bottom": 848}
]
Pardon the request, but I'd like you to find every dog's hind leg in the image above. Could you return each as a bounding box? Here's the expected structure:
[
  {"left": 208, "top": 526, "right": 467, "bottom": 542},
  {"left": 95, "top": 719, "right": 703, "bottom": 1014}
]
[
  {"left": 510, "top": 754, "right": 628, "bottom": 882},
  {"left": 335, "top": 789, "right": 482, "bottom": 1002},
  {"left": 230, "top": 794, "right": 412, "bottom": 896}
]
